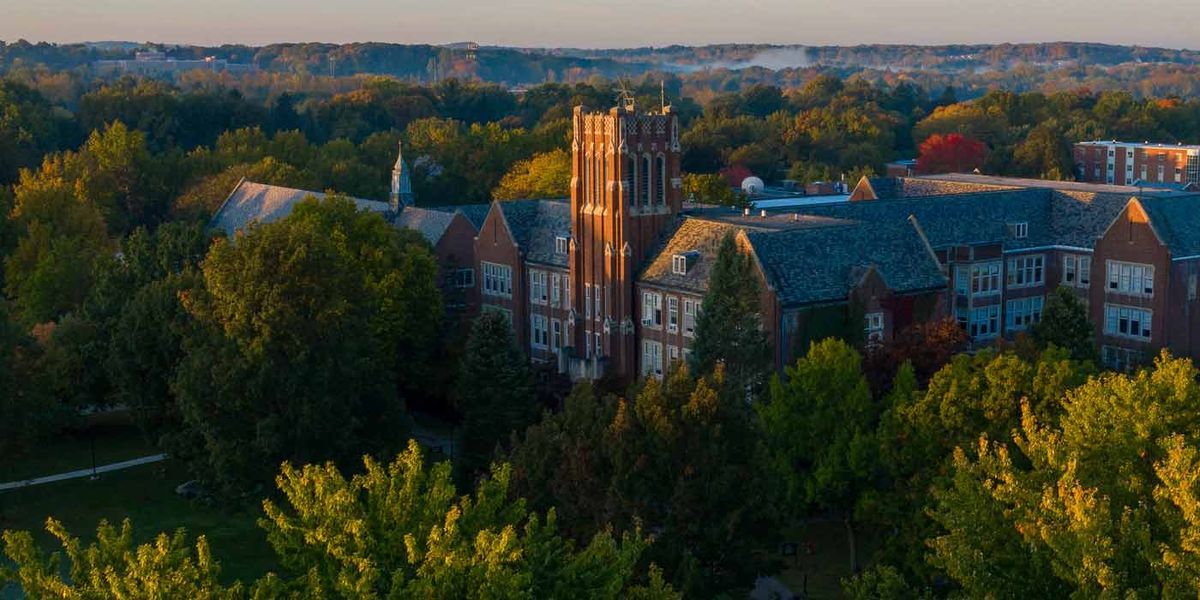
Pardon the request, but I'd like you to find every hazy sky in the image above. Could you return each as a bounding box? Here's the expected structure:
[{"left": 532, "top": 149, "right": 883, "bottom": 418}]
[{"left": 2, "top": 0, "right": 1198, "bottom": 49}]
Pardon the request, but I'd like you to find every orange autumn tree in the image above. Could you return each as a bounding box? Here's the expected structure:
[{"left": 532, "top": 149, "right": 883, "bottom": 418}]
[{"left": 916, "top": 133, "right": 988, "bottom": 175}]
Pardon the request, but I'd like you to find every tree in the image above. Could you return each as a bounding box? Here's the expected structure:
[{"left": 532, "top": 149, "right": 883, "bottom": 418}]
[
  {"left": 862, "top": 316, "right": 970, "bottom": 396},
  {"left": 928, "top": 353, "right": 1200, "bottom": 597},
  {"left": 760, "top": 338, "right": 878, "bottom": 571},
  {"left": 456, "top": 311, "right": 538, "bottom": 474},
  {"left": 0, "top": 300, "right": 58, "bottom": 457},
  {"left": 689, "top": 232, "right": 771, "bottom": 397},
  {"left": 260, "top": 440, "right": 676, "bottom": 598},
  {"left": 1032, "top": 286, "right": 1097, "bottom": 362},
  {"left": 509, "top": 367, "right": 781, "bottom": 596},
  {"left": 4, "top": 170, "right": 111, "bottom": 325},
  {"left": 492, "top": 148, "right": 570, "bottom": 200},
  {"left": 1, "top": 518, "right": 243, "bottom": 598},
  {"left": 172, "top": 157, "right": 315, "bottom": 221},
  {"left": 915, "top": 133, "right": 988, "bottom": 175},
  {"left": 170, "top": 196, "right": 440, "bottom": 493},
  {"left": 681, "top": 173, "right": 740, "bottom": 207}
]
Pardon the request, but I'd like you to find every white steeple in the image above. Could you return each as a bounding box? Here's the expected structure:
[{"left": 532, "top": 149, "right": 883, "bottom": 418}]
[{"left": 390, "top": 140, "right": 414, "bottom": 211}]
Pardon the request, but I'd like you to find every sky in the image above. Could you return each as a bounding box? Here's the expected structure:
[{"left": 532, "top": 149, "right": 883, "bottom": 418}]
[{"left": 2, "top": 0, "right": 1198, "bottom": 50}]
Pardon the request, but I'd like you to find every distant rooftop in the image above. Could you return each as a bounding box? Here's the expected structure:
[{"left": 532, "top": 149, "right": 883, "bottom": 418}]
[
  {"left": 913, "top": 173, "right": 1195, "bottom": 195},
  {"left": 1076, "top": 140, "right": 1200, "bottom": 153},
  {"left": 211, "top": 180, "right": 388, "bottom": 237}
]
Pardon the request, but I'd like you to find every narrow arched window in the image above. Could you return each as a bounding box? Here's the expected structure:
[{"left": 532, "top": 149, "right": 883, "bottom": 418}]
[
  {"left": 657, "top": 154, "right": 668, "bottom": 206},
  {"left": 640, "top": 155, "right": 652, "bottom": 206},
  {"left": 627, "top": 157, "right": 637, "bottom": 208}
]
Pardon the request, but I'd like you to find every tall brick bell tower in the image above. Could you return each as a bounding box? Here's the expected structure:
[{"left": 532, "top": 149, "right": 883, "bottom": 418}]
[{"left": 568, "top": 98, "right": 682, "bottom": 380}]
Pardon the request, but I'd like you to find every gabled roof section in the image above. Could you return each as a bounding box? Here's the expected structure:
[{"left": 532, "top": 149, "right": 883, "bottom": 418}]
[
  {"left": 1135, "top": 194, "right": 1200, "bottom": 258},
  {"left": 430, "top": 203, "right": 492, "bottom": 231},
  {"left": 639, "top": 218, "right": 744, "bottom": 295},
  {"left": 211, "top": 180, "right": 389, "bottom": 237},
  {"left": 495, "top": 199, "right": 572, "bottom": 267},
  {"left": 743, "top": 219, "right": 947, "bottom": 307},
  {"left": 395, "top": 206, "right": 456, "bottom": 245}
]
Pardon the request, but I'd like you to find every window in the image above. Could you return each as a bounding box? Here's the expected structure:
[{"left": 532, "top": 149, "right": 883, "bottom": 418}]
[
  {"left": 1158, "top": 165, "right": 1165, "bottom": 181},
  {"left": 642, "top": 291, "right": 663, "bottom": 328},
  {"left": 551, "top": 274, "right": 561, "bottom": 307},
  {"left": 1010, "top": 222, "right": 1028, "bottom": 239},
  {"left": 482, "top": 262, "right": 512, "bottom": 298},
  {"left": 530, "top": 314, "right": 549, "bottom": 349},
  {"left": 594, "top": 284, "right": 603, "bottom": 320},
  {"left": 1062, "top": 255, "right": 1092, "bottom": 288},
  {"left": 584, "top": 283, "right": 593, "bottom": 318},
  {"left": 584, "top": 329, "right": 592, "bottom": 358},
  {"left": 1104, "top": 304, "right": 1152, "bottom": 340},
  {"left": 668, "top": 297, "right": 679, "bottom": 333},
  {"left": 864, "top": 312, "right": 885, "bottom": 342},
  {"left": 657, "top": 154, "right": 668, "bottom": 206},
  {"left": 563, "top": 276, "right": 570, "bottom": 309},
  {"left": 642, "top": 340, "right": 663, "bottom": 378},
  {"left": 551, "top": 319, "right": 562, "bottom": 351},
  {"left": 594, "top": 332, "right": 603, "bottom": 357},
  {"left": 1106, "top": 261, "right": 1154, "bottom": 297},
  {"left": 1007, "top": 255, "right": 1044, "bottom": 289},
  {"left": 626, "top": 157, "right": 637, "bottom": 208},
  {"left": 1177, "top": 166, "right": 1184, "bottom": 183},
  {"left": 954, "top": 266, "right": 969, "bottom": 295},
  {"left": 1141, "top": 165, "right": 1148, "bottom": 181},
  {"left": 555, "top": 236, "right": 569, "bottom": 255},
  {"left": 640, "top": 155, "right": 652, "bottom": 206},
  {"left": 529, "top": 270, "right": 548, "bottom": 305},
  {"left": 668, "top": 344, "right": 680, "bottom": 364},
  {"left": 971, "top": 262, "right": 1002, "bottom": 296},
  {"left": 453, "top": 268, "right": 474, "bottom": 288},
  {"left": 672, "top": 254, "right": 688, "bottom": 275},
  {"left": 1006, "top": 296, "right": 1044, "bottom": 332},
  {"left": 683, "top": 299, "right": 697, "bottom": 337},
  {"left": 1102, "top": 345, "right": 1145, "bottom": 372},
  {"left": 968, "top": 305, "right": 1001, "bottom": 339}
]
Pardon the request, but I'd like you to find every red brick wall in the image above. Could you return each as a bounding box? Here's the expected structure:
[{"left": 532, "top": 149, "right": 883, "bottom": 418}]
[
  {"left": 1090, "top": 202, "right": 1169, "bottom": 353},
  {"left": 474, "top": 205, "right": 527, "bottom": 348}
]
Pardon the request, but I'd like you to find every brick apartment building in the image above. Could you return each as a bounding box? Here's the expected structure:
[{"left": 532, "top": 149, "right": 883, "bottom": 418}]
[
  {"left": 1073, "top": 140, "right": 1200, "bottom": 188},
  {"left": 214, "top": 113, "right": 1200, "bottom": 379}
]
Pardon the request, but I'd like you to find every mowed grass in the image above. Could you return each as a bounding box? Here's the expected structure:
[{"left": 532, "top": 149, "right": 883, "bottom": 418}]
[
  {"left": 0, "top": 459, "right": 275, "bottom": 587},
  {"left": 775, "top": 520, "right": 883, "bottom": 599},
  {"left": 1, "top": 416, "right": 275, "bottom": 593}
]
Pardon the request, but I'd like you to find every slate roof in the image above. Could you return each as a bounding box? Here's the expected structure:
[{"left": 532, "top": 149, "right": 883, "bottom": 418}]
[
  {"left": 744, "top": 219, "right": 947, "bottom": 307},
  {"left": 211, "top": 180, "right": 389, "bottom": 236},
  {"left": 639, "top": 218, "right": 748, "bottom": 295},
  {"left": 395, "top": 206, "right": 456, "bottom": 245},
  {"left": 430, "top": 203, "right": 492, "bottom": 231},
  {"left": 1139, "top": 195, "right": 1200, "bottom": 258},
  {"left": 497, "top": 199, "right": 572, "bottom": 267}
]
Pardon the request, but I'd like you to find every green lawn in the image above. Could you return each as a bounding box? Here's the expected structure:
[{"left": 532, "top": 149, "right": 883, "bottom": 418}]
[
  {"left": 0, "top": 411, "right": 158, "bottom": 482},
  {"left": 774, "top": 520, "right": 883, "bottom": 599},
  {"left": 0, "top": 459, "right": 275, "bottom": 589}
]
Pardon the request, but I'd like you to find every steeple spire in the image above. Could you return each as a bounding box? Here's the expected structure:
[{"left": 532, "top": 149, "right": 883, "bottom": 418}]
[{"left": 390, "top": 140, "right": 414, "bottom": 211}]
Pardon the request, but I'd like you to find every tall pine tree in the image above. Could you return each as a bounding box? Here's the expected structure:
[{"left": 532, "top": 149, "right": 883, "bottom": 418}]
[
  {"left": 689, "top": 232, "right": 771, "bottom": 396},
  {"left": 1032, "top": 286, "right": 1096, "bottom": 362},
  {"left": 456, "top": 310, "right": 537, "bottom": 474}
]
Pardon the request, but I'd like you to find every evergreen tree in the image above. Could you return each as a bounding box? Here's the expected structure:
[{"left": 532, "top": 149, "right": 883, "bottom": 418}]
[
  {"left": 688, "top": 232, "right": 771, "bottom": 397},
  {"left": 457, "top": 311, "right": 537, "bottom": 474},
  {"left": 1032, "top": 285, "right": 1096, "bottom": 362}
]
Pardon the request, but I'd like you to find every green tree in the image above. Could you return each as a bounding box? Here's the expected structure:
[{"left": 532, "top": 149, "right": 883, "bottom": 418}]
[
  {"left": 681, "top": 172, "right": 739, "bottom": 207},
  {"left": 688, "top": 232, "right": 770, "bottom": 397},
  {"left": 760, "top": 338, "right": 878, "bottom": 571},
  {"left": 509, "top": 367, "right": 781, "bottom": 596},
  {"left": 171, "top": 196, "right": 440, "bottom": 493},
  {"left": 260, "top": 440, "right": 676, "bottom": 598},
  {"left": 1, "top": 518, "right": 243, "bottom": 598},
  {"left": 457, "top": 311, "right": 537, "bottom": 474},
  {"left": 492, "top": 148, "right": 570, "bottom": 200},
  {"left": 1032, "top": 285, "right": 1097, "bottom": 362}
]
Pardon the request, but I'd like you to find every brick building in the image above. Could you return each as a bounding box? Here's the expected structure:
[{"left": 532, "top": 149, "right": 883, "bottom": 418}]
[
  {"left": 215, "top": 114, "right": 1200, "bottom": 379},
  {"left": 1073, "top": 140, "right": 1200, "bottom": 188}
]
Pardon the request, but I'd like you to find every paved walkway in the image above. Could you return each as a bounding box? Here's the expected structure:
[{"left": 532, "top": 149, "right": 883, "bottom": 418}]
[{"left": 0, "top": 454, "right": 168, "bottom": 492}]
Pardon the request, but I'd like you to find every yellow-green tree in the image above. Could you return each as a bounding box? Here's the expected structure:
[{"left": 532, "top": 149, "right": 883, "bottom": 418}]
[{"left": 492, "top": 148, "right": 570, "bottom": 200}]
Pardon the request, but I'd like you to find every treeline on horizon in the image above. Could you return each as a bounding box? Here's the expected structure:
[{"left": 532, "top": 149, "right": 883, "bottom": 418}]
[{"left": 6, "top": 38, "right": 1200, "bottom": 96}]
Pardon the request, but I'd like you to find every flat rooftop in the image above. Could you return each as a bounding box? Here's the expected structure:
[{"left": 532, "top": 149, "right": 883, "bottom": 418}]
[{"left": 913, "top": 173, "right": 1194, "bottom": 195}]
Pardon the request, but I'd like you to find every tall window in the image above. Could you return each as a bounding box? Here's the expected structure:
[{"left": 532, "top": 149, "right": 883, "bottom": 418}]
[
  {"left": 1006, "top": 296, "right": 1044, "bottom": 332},
  {"left": 482, "top": 262, "right": 512, "bottom": 298},
  {"left": 668, "top": 297, "right": 679, "bottom": 333},
  {"left": 640, "top": 155, "right": 652, "bottom": 206},
  {"left": 626, "top": 157, "right": 637, "bottom": 208},
  {"left": 551, "top": 273, "right": 561, "bottom": 307},
  {"left": 1063, "top": 255, "right": 1092, "bottom": 288},
  {"left": 530, "top": 315, "right": 549, "bottom": 350},
  {"left": 656, "top": 154, "right": 668, "bottom": 206},
  {"left": 1102, "top": 345, "right": 1145, "bottom": 372},
  {"left": 1106, "top": 261, "right": 1154, "bottom": 297},
  {"left": 683, "top": 299, "right": 698, "bottom": 337},
  {"left": 551, "top": 319, "right": 562, "bottom": 352},
  {"left": 1007, "top": 255, "right": 1044, "bottom": 289},
  {"left": 642, "top": 340, "right": 663, "bottom": 378},
  {"left": 642, "top": 292, "right": 663, "bottom": 328},
  {"left": 1104, "top": 304, "right": 1152, "bottom": 340},
  {"left": 529, "top": 270, "right": 548, "bottom": 305},
  {"left": 864, "top": 312, "right": 885, "bottom": 342},
  {"left": 584, "top": 283, "right": 593, "bottom": 318},
  {"left": 968, "top": 305, "right": 1001, "bottom": 339},
  {"left": 971, "top": 262, "right": 1002, "bottom": 296},
  {"left": 594, "top": 284, "right": 603, "bottom": 321}
]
